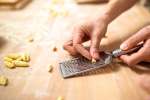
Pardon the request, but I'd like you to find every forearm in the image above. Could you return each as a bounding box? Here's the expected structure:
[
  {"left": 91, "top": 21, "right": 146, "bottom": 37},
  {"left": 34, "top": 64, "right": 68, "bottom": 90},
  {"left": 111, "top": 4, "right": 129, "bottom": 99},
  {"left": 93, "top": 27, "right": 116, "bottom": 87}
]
[{"left": 101, "top": 0, "right": 138, "bottom": 23}]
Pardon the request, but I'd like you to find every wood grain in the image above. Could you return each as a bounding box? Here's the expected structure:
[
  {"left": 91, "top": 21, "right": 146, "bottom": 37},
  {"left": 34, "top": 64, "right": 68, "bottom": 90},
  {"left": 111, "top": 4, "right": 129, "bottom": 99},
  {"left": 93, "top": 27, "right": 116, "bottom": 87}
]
[
  {"left": 76, "top": 0, "right": 108, "bottom": 4},
  {"left": 0, "top": 0, "right": 150, "bottom": 100}
]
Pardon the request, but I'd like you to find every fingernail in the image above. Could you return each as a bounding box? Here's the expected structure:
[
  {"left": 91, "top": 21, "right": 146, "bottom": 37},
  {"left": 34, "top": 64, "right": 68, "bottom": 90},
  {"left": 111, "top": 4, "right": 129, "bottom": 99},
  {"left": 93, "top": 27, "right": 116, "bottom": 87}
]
[
  {"left": 90, "top": 48, "right": 100, "bottom": 59},
  {"left": 90, "top": 48, "right": 94, "bottom": 56},
  {"left": 120, "top": 43, "right": 128, "bottom": 50},
  {"left": 93, "top": 52, "right": 100, "bottom": 59}
]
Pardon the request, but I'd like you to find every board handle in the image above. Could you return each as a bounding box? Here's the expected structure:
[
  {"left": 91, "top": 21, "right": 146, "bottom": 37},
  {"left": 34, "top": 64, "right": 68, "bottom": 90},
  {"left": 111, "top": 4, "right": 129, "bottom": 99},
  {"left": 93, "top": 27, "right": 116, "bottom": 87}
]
[{"left": 112, "top": 43, "right": 143, "bottom": 57}]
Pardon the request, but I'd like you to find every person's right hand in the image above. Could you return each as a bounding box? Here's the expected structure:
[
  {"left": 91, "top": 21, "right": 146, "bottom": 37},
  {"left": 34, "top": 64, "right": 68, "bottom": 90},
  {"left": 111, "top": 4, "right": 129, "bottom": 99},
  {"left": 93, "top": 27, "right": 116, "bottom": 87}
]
[{"left": 63, "top": 15, "right": 109, "bottom": 60}]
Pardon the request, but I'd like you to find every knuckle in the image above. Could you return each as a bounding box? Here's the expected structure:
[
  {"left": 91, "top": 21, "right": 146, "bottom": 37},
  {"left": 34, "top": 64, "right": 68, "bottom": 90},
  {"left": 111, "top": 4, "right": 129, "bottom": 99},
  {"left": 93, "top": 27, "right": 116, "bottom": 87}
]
[
  {"left": 91, "top": 40, "right": 99, "bottom": 48},
  {"left": 126, "top": 60, "right": 135, "bottom": 66},
  {"left": 73, "top": 43, "right": 79, "bottom": 47},
  {"left": 93, "top": 31, "right": 102, "bottom": 40},
  {"left": 143, "top": 26, "right": 150, "bottom": 37},
  {"left": 139, "top": 48, "right": 148, "bottom": 57},
  {"left": 63, "top": 44, "right": 67, "bottom": 50},
  {"left": 92, "top": 32, "right": 99, "bottom": 38},
  {"left": 125, "top": 58, "right": 135, "bottom": 66},
  {"left": 144, "top": 26, "right": 150, "bottom": 31}
]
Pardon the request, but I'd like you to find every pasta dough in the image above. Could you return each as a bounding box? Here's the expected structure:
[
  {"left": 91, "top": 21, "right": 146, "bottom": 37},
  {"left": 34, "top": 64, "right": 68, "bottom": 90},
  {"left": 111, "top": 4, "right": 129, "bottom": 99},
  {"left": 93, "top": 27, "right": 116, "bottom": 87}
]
[{"left": 3, "top": 53, "right": 30, "bottom": 68}]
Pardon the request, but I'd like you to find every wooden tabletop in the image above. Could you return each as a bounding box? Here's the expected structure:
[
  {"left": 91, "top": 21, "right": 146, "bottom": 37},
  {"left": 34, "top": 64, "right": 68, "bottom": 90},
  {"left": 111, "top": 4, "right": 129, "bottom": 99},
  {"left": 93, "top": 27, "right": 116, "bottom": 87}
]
[{"left": 0, "top": 0, "right": 150, "bottom": 100}]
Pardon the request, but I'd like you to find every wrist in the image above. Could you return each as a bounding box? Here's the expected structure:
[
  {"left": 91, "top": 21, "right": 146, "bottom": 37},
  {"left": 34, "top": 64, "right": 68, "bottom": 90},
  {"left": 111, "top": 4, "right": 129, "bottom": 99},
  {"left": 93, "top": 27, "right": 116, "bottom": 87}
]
[{"left": 96, "top": 12, "right": 113, "bottom": 25}]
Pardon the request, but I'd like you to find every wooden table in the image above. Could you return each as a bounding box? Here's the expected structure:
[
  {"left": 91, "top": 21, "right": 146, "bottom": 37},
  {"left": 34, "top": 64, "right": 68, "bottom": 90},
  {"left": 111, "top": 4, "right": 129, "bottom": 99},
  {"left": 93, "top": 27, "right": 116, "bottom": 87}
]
[{"left": 0, "top": 0, "right": 150, "bottom": 100}]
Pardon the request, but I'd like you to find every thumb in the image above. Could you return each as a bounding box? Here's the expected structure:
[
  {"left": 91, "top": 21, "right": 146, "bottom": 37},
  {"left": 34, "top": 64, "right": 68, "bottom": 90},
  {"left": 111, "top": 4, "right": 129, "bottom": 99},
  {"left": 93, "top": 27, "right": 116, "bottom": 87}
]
[
  {"left": 120, "top": 26, "right": 150, "bottom": 50},
  {"left": 90, "top": 28, "right": 104, "bottom": 59}
]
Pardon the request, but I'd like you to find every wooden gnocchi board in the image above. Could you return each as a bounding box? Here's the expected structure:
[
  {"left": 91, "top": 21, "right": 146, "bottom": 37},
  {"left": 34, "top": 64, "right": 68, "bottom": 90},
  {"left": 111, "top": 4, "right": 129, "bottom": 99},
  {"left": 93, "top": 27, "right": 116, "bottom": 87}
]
[{"left": 0, "top": 0, "right": 150, "bottom": 100}]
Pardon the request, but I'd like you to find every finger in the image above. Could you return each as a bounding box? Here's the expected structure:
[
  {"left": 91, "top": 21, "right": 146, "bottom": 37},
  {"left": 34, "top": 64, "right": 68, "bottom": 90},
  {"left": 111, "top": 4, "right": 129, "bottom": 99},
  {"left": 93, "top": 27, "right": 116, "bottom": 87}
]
[
  {"left": 90, "top": 28, "right": 104, "bottom": 59},
  {"left": 142, "top": 39, "right": 150, "bottom": 62},
  {"left": 63, "top": 40, "right": 78, "bottom": 56},
  {"left": 72, "top": 26, "right": 85, "bottom": 44},
  {"left": 64, "top": 26, "right": 85, "bottom": 56},
  {"left": 74, "top": 44, "right": 91, "bottom": 60},
  {"left": 120, "top": 26, "right": 150, "bottom": 50},
  {"left": 72, "top": 26, "right": 91, "bottom": 60},
  {"left": 120, "top": 50, "right": 144, "bottom": 66},
  {"left": 64, "top": 40, "right": 73, "bottom": 45}
]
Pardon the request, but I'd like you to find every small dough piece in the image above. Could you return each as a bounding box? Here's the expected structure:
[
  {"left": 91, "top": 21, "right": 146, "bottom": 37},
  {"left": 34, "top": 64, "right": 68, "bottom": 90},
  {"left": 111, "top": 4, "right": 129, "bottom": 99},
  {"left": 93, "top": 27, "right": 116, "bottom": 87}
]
[
  {"left": 4, "top": 57, "right": 13, "bottom": 62},
  {"left": 14, "top": 60, "right": 29, "bottom": 67},
  {"left": 51, "top": 0, "right": 64, "bottom": 4},
  {"left": 4, "top": 61, "right": 15, "bottom": 69},
  {"left": 57, "top": 96, "right": 64, "bottom": 100},
  {"left": 7, "top": 53, "right": 21, "bottom": 60},
  {"left": 91, "top": 58, "right": 96, "bottom": 63},
  {"left": 0, "top": 76, "right": 8, "bottom": 86},
  {"left": 48, "top": 65, "right": 53, "bottom": 72},
  {"left": 28, "top": 37, "right": 34, "bottom": 43},
  {"left": 52, "top": 46, "right": 57, "bottom": 52},
  {"left": 51, "top": 11, "right": 58, "bottom": 17}
]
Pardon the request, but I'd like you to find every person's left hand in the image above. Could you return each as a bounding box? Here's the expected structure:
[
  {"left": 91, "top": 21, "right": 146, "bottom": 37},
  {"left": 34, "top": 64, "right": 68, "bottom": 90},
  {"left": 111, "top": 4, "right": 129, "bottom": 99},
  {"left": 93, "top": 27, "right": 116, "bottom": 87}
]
[
  {"left": 120, "top": 25, "right": 150, "bottom": 66},
  {"left": 63, "top": 15, "right": 109, "bottom": 60}
]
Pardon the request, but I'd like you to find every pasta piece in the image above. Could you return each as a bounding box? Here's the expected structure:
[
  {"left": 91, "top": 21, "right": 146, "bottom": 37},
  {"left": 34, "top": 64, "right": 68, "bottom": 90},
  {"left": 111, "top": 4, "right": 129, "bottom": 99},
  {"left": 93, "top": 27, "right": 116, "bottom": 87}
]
[
  {"left": 0, "top": 76, "right": 8, "bottom": 86},
  {"left": 4, "top": 61, "right": 15, "bottom": 69},
  {"left": 14, "top": 60, "right": 29, "bottom": 67},
  {"left": 7, "top": 53, "right": 21, "bottom": 60},
  {"left": 4, "top": 57, "right": 13, "bottom": 62}
]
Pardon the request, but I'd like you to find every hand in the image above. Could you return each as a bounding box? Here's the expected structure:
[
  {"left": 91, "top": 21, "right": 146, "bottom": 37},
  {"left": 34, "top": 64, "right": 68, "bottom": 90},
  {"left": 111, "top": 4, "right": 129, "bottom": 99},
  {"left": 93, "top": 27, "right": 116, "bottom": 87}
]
[
  {"left": 63, "top": 16, "right": 109, "bottom": 60},
  {"left": 120, "top": 25, "right": 150, "bottom": 66}
]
